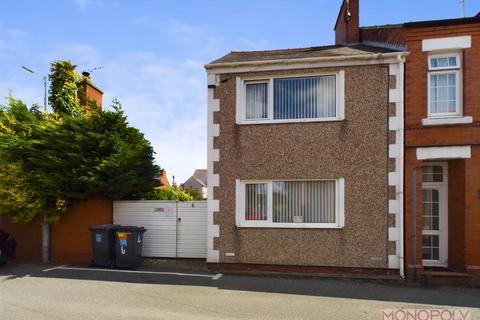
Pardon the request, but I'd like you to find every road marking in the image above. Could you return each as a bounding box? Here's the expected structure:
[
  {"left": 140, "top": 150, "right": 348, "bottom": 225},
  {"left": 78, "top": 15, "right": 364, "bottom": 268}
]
[
  {"left": 212, "top": 273, "right": 223, "bottom": 280},
  {"left": 42, "top": 265, "right": 68, "bottom": 272},
  {"left": 44, "top": 265, "right": 215, "bottom": 279}
]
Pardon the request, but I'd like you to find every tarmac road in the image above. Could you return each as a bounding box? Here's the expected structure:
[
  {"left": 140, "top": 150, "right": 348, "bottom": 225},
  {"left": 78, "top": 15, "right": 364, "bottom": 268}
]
[{"left": 0, "top": 263, "right": 479, "bottom": 320}]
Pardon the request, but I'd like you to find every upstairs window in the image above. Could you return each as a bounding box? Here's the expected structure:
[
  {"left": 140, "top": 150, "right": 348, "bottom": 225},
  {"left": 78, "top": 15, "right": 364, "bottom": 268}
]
[
  {"left": 245, "top": 82, "right": 268, "bottom": 120},
  {"left": 238, "top": 72, "right": 344, "bottom": 124},
  {"left": 273, "top": 76, "right": 336, "bottom": 120},
  {"left": 428, "top": 53, "right": 461, "bottom": 117}
]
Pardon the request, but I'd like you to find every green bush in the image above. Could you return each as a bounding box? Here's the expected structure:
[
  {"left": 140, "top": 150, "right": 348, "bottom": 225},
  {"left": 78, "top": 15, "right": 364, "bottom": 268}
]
[
  {"left": 183, "top": 187, "right": 204, "bottom": 200},
  {"left": 146, "top": 186, "right": 193, "bottom": 201},
  {"left": 0, "top": 61, "right": 159, "bottom": 223}
]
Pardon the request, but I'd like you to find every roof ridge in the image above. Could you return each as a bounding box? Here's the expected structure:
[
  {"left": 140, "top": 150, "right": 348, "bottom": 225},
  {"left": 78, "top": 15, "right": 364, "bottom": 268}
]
[
  {"left": 361, "top": 24, "right": 404, "bottom": 30},
  {"left": 229, "top": 44, "right": 342, "bottom": 54},
  {"left": 362, "top": 13, "right": 480, "bottom": 30}
]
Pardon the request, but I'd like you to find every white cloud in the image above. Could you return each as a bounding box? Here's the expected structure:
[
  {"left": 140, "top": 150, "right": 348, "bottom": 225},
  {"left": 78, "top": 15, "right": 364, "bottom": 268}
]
[
  {"left": 80, "top": 51, "right": 207, "bottom": 183},
  {"left": 1, "top": 18, "right": 272, "bottom": 183},
  {"left": 74, "top": 0, "right": 117, "bottom": 11},
  {"left": 133, "top": 18, "right": 275, "bottom": 58},
  {"left": 74, "top": 0, "right": 90, "bottom": 10},
  {"left": 0, "top": 24, "right": 29, "bottom": 58},
  {"left": 45, "top": 44, "right": 103, "bottom": 70}
]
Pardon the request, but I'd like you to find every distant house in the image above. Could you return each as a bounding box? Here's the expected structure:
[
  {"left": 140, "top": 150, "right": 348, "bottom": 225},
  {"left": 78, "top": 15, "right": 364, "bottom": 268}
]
[
  {"left": 155, "top": 169, "right": 170, "bottom": 187},
  {"left": 182, "top": 169, "right": 207, "bottom": 199}
]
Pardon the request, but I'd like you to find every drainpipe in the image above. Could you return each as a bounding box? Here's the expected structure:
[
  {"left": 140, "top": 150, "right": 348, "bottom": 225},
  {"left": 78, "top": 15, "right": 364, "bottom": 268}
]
[
  {"left": 42, "top": 213, "right": 50, "bottom": 263},
  {"left": 397, "top": 54, "right": 406, "bottom": 278},
  {"left": 412, "top": 169, "right": 418, "bottom": 282}
]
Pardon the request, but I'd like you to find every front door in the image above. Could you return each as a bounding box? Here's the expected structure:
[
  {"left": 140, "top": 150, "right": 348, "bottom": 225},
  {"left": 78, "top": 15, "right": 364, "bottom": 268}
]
[{"left": 422, "top": 163, "right": 448, "bottom": 267}]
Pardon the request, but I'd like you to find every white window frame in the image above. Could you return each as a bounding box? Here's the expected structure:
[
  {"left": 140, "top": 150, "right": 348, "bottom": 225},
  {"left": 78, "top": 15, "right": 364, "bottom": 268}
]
[
  {"left": 235, "top": 178, "right": 345, "bottom": 229},
  {"left": 244, "top": 80, "right": 269, "bottom": 121},
  {"left": 421, "top": 162, "right": 448, "bottom": 267},
  {"left": 427, "top": 53, "right": 462, "bottom": 118},
  {"left": 236, "top": 71, "right": 345, "bottom": 125}
]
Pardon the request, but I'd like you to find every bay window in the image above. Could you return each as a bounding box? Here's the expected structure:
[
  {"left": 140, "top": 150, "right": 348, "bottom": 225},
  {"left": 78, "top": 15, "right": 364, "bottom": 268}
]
[
  {"left": 236, "top": 179, "right": 345, "bottom": 228},
  {"left": 237, "top": 72, "right": 345, "bottom": 124}
]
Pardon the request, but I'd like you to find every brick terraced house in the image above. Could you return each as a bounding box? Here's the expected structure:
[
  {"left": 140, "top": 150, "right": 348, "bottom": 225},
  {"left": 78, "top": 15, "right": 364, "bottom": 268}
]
[
  {"left": 205, "top": 0, "right": 408, "bottom": 276},
  {"left": 363, "top": 12, "right": 480, "bottom": 277}
]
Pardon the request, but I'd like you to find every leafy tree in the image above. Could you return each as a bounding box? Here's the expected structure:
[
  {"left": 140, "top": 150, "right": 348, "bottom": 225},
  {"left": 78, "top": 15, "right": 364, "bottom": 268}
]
[
  {"left": 48, "top": 60, "right": 82, "bottom": 116},
  {"left": 182, "top": 187, "right": 204, "bottom": 200},
  {"left": 0, "top": 61, "right": 159, "bottom": 223},
  {"left": 146, "top": 186, "right": 193, "bottom": 202}
]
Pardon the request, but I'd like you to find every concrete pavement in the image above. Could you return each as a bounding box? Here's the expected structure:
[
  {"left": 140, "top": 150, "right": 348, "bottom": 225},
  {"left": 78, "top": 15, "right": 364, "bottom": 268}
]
[{"left": 0, "top": 263, "right": 479, "bottom": 320}]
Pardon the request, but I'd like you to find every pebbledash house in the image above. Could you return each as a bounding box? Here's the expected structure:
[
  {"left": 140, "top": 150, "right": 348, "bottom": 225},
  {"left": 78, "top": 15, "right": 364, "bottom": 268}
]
[
  {"left": 205, "top": 0, "right": 480, "bottom": 279},
  {"left": 204, "top": 0, "right": 408, "bottom": 276}
]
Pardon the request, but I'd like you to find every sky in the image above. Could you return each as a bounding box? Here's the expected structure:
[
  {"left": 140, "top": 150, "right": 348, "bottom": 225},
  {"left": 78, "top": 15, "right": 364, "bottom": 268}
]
[{"left": 1, "top": 0, "right": 479, "bottom": 183}]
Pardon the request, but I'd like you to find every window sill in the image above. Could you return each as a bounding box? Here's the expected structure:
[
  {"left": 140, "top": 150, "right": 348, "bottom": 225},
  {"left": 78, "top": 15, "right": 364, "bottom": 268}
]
[
  {"left": 422, "top": 116, "right": 473, "bottom": 126},
  {"left": 236, "top": 222, "right": 344, "bottom": 229},
  {"left": 237, "top": 117, "right": 345, "bottom": 125}
]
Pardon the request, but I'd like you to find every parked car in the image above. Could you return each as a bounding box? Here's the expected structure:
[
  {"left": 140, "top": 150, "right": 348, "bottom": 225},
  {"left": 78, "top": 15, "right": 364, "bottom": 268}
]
[{"left": 0, "top": 230, "right": 16, "bottom": 265}]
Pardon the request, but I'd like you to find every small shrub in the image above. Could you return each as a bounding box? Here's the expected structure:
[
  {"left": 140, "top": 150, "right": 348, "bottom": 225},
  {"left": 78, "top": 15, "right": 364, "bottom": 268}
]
[{"left": 146, "top": 186, "right": 193, "bottom": 201}]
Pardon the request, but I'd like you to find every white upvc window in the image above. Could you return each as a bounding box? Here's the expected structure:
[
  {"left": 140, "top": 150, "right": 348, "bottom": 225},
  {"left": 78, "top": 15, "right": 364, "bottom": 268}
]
[
  {"left": 427, "top": 53, "right": 462, "bottom": 118},
  {"left": 236, "top": 71, "right": 345, "bottom": 124},
  {"left": 236, "top": 179, "right": 345, "bottom": 229}
]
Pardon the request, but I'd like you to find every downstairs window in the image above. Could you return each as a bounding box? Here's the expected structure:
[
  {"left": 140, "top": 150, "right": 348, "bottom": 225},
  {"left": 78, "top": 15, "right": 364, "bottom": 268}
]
[{"left": 236, "top": 179, "right": 345, "bottom": 228}]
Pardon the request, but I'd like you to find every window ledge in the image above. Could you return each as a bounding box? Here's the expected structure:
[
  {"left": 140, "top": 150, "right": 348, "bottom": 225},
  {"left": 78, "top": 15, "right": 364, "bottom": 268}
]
[
  {"left": 237, "top": 117, "right": 345, "bottom": 125},
  {"left": 422, "top": 116, "right": 473, "bottom": 126},
  {"left": 236, "top": 223, "right": 344, "bottom": 229}
]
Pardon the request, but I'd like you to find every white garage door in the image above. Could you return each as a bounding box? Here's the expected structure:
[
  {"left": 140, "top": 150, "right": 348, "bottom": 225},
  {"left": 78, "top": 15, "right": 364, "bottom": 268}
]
[{"left": 113, "top": 201, "right": 207, "bottom": 258}]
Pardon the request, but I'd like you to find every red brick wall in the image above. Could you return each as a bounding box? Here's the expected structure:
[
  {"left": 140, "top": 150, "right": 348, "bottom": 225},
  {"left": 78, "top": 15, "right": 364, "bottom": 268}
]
[
  {"left": 84, "top": 85, "right": 103, "bottom": 108},
  {"left": 405, "top": 23, "right": 480, "bottom": 132},
  {"left": 50, "top": 199, "right": 113, "bottom": 264},
  {"left": 335, "top": 0, "right": 360, "bottom": 45},
  {"left": 404, "top": 148, "right": 423, "bottom": 270},
  {"left": 404, "top": 22, "right": 480, "bottom": 274},
  {"left": 0, "top": 215, "right": 43, "bottom": 262},
  {"left": 0, "top": 199, "right": 112, "bottom": 264},
  {"left": 465, "top": 146, "right": 480, "bottom": 274},
  {"left": 448, "top": 160, "right": 466, "bottom": 272}
]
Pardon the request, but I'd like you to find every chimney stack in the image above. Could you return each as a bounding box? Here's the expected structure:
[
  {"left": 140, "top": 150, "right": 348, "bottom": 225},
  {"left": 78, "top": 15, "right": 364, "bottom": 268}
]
[
  {"left": 78, "top": 71, "right": 103, "bottom": 110},
  {"left": 334, "top": 0, "right": 360, "bottom": 45},
  {"left": 159, "top": 169, "right": 171, "bottom": 187}
]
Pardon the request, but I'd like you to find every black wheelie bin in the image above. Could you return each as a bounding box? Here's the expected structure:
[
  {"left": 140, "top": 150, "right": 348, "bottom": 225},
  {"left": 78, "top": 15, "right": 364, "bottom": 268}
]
[
  {"left": 89, "top": 224, "right": 119, "bottom": 267},
  {"left": 114, "top": 226, "right": 146, "bottom": 269}
]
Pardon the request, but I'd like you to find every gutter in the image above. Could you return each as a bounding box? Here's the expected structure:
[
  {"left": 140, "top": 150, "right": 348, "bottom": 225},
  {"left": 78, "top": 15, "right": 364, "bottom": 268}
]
[{"left": 205, "top": 51, "right": 409, "bottom": 71}]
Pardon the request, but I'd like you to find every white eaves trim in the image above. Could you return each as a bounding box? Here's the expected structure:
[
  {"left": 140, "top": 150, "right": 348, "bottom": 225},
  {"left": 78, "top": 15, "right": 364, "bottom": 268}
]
[
  {"left": 422, "top": 36, "right": 471, "bottom": 52},
  {"left": 422, "top": 116, "right": 473, "bottom": 126},
  {"left": 416, "top": 146, "right": 471, "bottom": 160},
  {"left": 205, "top": 52, "right": 409, "bottom": 74}
]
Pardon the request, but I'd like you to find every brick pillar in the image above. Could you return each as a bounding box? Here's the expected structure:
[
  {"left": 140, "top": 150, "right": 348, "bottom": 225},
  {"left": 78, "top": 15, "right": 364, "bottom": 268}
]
[
  {"left": 465, "top": 145, "right": 480, "bottom": 274},
  {"left": 404, "top": 147, "right": 424, "bottom": 277},
  {"left": 448, "top": 159, "right": 466, "bottom": 272}
]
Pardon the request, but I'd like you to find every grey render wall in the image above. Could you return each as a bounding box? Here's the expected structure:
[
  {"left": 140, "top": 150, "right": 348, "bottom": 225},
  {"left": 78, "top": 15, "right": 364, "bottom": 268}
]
[{"left": 212, "top": 65, "right": 391, "bottom": 268}]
